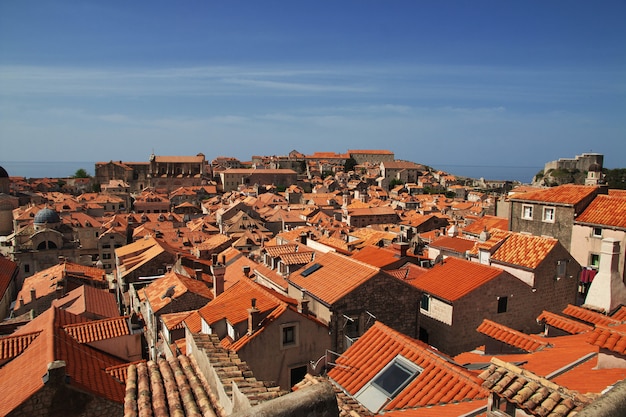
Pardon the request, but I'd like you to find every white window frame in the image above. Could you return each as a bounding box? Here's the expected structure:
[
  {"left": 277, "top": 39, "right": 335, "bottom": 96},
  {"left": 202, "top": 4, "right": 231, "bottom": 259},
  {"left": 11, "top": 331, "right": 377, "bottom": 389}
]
[
  {"left": 542, "top": 207, "right": 555, "bottom": 223},
  {"left": 522, "top": 204, "right": 533, "bottom": 220},
  {"left": 592, "top": 227, "right": 603, "bottom": 238}
]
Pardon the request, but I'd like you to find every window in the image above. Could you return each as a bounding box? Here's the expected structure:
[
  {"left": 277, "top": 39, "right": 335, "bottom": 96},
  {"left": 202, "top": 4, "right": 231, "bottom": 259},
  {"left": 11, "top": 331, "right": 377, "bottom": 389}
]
[
  {"left": 24, "top": 264, "right": 30, "bottom": 273},
  {"left": 542, "top": 207, "right": 555, "bottom": 223},
  {"left": 522, "top": 205, "right": 533, "bottom": 220},
  {"left": 102, "top": 253, "right": 111, "bottom": 260},
  {"left": 590, "top": 254, "right": 600, "bottom": 269},
  {"left": 497, "top": 296, "right": 508, "bottom": 314},
  {"left": 420, "top": 294, "right": 430, "bottom": 311},
  {"left": 301, "top": 263, "right": 322, "bottom": 277},
  {"left": 290, "top": 365, "right": 308, "bottom": 387},
  {"left": 281, "top": 323, "right": 299, "bottom": 348},
  {"left": 557, "top": 260, "right": 567, "bottom": 279},
  {"left": 354, "top": 355, "right": 422, "bottom": 412},
  {"left": 592, "top": 227, "right": 603, "bottom": 238}
]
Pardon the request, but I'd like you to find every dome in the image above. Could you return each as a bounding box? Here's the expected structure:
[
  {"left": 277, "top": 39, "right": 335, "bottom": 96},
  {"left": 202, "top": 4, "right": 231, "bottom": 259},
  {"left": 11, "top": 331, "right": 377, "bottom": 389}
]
[
  {"left": 34, "top": 208, "right": 61, "bottom": 224},
  {"left": 0, "top": 166, "right": 8, "bottom": 178}
]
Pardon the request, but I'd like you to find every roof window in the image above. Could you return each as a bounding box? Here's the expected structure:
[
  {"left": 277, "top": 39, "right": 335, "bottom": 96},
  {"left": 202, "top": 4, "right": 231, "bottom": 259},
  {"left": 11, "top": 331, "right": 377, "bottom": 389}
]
[{"left": 301, "top": 263, "right": 322, "bottom": 277}]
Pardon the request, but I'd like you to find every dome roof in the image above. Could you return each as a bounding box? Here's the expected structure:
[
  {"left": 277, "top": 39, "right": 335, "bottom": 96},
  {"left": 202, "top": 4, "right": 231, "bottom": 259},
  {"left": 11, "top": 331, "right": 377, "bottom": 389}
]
[
  {"left": 0, "top": 166, "right": 8, "bottom": 178},
  {"left": 34, "top": 208, "right": 61, "bottom": 224}
]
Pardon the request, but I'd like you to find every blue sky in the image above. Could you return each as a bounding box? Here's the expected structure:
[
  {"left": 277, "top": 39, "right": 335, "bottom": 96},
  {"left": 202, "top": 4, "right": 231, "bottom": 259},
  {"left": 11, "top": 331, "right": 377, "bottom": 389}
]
[{"left": 1, "top": 1, "right": 624, "bottom": 180}]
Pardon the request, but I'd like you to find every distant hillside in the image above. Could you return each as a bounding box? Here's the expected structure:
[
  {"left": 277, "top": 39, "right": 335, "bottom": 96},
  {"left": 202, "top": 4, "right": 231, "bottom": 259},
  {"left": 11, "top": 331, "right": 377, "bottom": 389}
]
[{"left": 532, "top": 167, "right": 626, "bottom": 189}]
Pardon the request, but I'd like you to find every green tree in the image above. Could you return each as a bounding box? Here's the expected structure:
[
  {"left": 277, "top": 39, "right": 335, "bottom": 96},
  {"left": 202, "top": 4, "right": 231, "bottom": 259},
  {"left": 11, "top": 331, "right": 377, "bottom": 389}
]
[
  {"left": 73, "top": 168, "right": 91, "bottom": 178},
  {"left": 344, "top": 157, "right": 358, "bottom": 172}
]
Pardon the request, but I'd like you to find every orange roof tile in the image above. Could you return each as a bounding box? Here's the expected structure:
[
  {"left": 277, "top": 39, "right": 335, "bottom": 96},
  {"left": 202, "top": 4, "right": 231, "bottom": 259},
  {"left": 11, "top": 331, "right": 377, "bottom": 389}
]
[
  {"left": 350, "top": 245, "right": 402, "bottom": 268},
  {"left": 428, "top": 236, "right": 476, "bottom": 254},
  {"left": 0, "top": 256, "right": 18, "bottom": 298},
  {"left": 537, "top": 311, "right": 594, "bottom": 335},
  {"left": 63, "top": 316, "right": 130, "bottom": 343},
  {"left": 288, "top": 252, "right": 380, "bottom": 306},
  {"left": 412, "top": 258, "right": 504, "bottom": 301},
  {"left": 477, "top": 319, "right": 549, "bottom": 352},
  {"left": 462, "top": 215, "right": 509, "bottom": 236},
  {"left": 562, "top": 304, "right": 622, "bottom": 326},
  {"left": 510, "top": 184, "right": 599, "bottom": 205},
  {"left": 160, "top": 310, "right": 195, "bottom": 330},
  {"left": 279, "top": 251, "right": 315, "bottom": 265},
  {"left": 586, "top": 324, "right": 626, "bottom": 355},
  {"left": 143, "top": 271, "right": 213, "bottom": 313},
  {"left": 329, "top": 321, "right": 487, "bottom": 412},
  {"left": 0, "top": 331, "right": 41, "bottom": 361},
  {"left": 575, "top": 194, "right": 626, "bottom": 229},
  {"left": 198, "top": 277, "right": 296, "bottom": 326},
  {"left": 51, "top": 285, "right": 120, "bottom": 318},
  {"left": 611, "top": 306, "right": 626, "bottom": 321},
  {"left": 0, "top": 308, "right": 125, "bottom": 415},
  {"left": 490, "top": 233, "right": 558, "bottom": 270}
]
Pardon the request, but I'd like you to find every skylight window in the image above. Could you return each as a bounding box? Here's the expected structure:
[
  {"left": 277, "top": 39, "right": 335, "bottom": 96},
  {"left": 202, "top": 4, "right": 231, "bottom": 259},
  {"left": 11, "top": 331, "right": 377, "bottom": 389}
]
[
  {"left": 354, "top": 355, "right": 422, "bottom": 412},
  {"left": 301, "top": 263, "right": 322, "bottom": 277}
]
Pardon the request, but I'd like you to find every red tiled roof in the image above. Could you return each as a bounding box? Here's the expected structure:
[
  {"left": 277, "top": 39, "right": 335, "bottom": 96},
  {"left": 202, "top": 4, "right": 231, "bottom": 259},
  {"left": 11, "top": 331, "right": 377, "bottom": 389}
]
[
  {"left": 0, "top": 331, "right": 41, "bottom": 361},
  {"left": 328, "top": 321, "right": 487, "bottom": 411},
  {"left": 0, "top": 308, "right": 125, "bottom": 415},
  {"left": 412, "top": 257, "right": 504, "bottom": 301},
  {"left": 477, "top": 319, "right": 549, "bottom": 352},
  {"left": 509, "top": 184, "right": 599, "bottom": 205},
  {"left": 462, "top": 215, "right": 509, "bottom": 236},
  {"left": 279, "top": 251, "right": 315, "bottom": 265},
  {"left": 63, "top": 316, "right": 130, "bottom": 343},
  {"left": 575, "top": 194, "right": 626, "bottom": 229},
  {"left": 562, "top": 304, "right": 622, "bottom": 326},
  {"left": 143, "top": 271, "right": 213, "bottom": 313},
  {"left": 536, "top": 311, "right": 594, "bottom": 335},
  {"left": 612, "top": 306, "right": 626, "bottom": 321},
  {"left": 51, "top": 285, "right": 120, "bottom": 319},
  {"left": 288, "top": 252, "right": 380, "bottom": 306},
  {"left": 160, "top": 310, "right": 195, "bottom": 330},
  {"left": 0, "top": 256, "right": 18, "bottom": 297},
  {"left": 428, "top": 236, "right": 476, "bottom": 254},
  {"left": 586, "top": 324, "right": 626, "bottom": 355},
  {"left": 198, "top": 277, "right": 296, "bottom": 326},
  {"left": 350, "top": 245, "right": 402, "bottom": 268},
  {"left": 490, "top": 233, "right": 558, "bottom": 270}
]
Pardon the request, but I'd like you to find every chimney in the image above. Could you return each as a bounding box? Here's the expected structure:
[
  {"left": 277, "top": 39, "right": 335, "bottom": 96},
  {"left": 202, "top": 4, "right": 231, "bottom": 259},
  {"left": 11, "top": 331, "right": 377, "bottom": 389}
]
[
  {"left": 584, "top": 238, "right": 626, "bottom": 313},
  {"left": 211, "top": 257, "right": 226, "bottom": 298},
  {"left": 242, "top": 265, "right": 251, "bottom": 277},
  {"left": 18, "top": 296, "right": 24, "bottom": 309},
  {"left": 299, "top": 299, "right": 310, "bottom": 315},
  {"left": 195, "top": 269, "right": 203, "bottom": 281},
  {"left": 393, "top": 241, "right": 409, "bottom": 257},
  {"left": 30, "top": 287, "right": 36, "bottom": 303},
  {"left": 299, "top": 232, "right": 307, "bottom": 245},
  {"left": 42, "top": 360, "right": 67, "bottom": 385},
  {"left": 247, "top": 298, "right": 260, "bottom": 335}
]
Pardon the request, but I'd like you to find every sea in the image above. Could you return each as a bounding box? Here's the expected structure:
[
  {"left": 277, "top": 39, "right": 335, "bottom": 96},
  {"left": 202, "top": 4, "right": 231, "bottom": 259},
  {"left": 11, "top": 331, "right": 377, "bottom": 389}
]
[{"left": 0, "top": 161, "right": 543, "bottom": 184}]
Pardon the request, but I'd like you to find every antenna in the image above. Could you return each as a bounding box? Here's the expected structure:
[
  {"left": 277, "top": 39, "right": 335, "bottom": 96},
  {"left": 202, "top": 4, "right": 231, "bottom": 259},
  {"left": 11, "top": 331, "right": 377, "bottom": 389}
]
[{"left": 365, "top": 310, "right": 376, "bottom": 326}]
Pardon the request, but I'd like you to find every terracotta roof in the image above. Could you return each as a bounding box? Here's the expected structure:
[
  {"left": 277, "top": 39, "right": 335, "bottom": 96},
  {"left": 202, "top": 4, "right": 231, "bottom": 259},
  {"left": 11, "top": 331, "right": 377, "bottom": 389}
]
[
  {"left": 611, "top": 306, "right": 626, "bottom": 321},
  {"left": 350, "top": 245, "right": 403, "bottom": 268},
  {"left": 479, "top": 357, "right": 594, "bottom": 417},
  {"left": 0, "top": 331, "right": 41, "bottom": 361},
  {"left": 462, "top": 215, "right": 509, "bottom": 236},
  {"left": 477, "top": 319, "right": 549, "bottom": 352},
  {"left": 412, "top": 257, "right": 504, "bottom": 301},
  {"left": 537, "top": 311, "right": 594, "bottom": 335},
  {"left": 428, "top": 235, "right": 476, "bottom": 254},
  {"left": 490, "top": 233, "right": 559, "bottom": 270},
  {"left": 575, "top": 194, "right": 626, "bottom": 229},
  {"left": 293, "top": 374, "right": 374, "bottom": 417},
  {"left": 0, "top": 308, "right": 125, "bottom": 415},
  {"left": 51, "top": 285, "right": 120, "bottom": 319},
  {"left": 586, "top": 324, "right": 626, "bottom": 355},
  {"left": 509, "top": 184, "right": 599, "bottom": 205},
  {"left": 380, "top": 400, "right": 487, "bottom": 417},
  {"left": 143, "top": 271, "right": 213, "bottom": 313},
  {"left": 264, "top": 244, "right": 300, "bottom": 257},
  {"left": 329, "top": 321, "right": 487, "bottom": 412},
  {"left": 228, "top": 304, "right": 290, "bottom": 351},
  {"left": 279, "top": 251, "right": 315, "bottom": 265},
  {"left": 288, "top": 251, "right": 380, "bottom": 306},
  {"left": 63, "top": 316, "right": 130, "bottom": 343},
  {"left": 115, "top": 236, "right": 166, "bottom": 278},
  {"left": 470, "top": 228, "right": 511, "bottom": 254},
  {"left": 562, "top": 304, "right": 622, "bottom": 326},
  {"left": 198, "top": 277, "right": 296, "bottom": 327},
  {"left": 0, "top": 256, "right": 18, "bottom": 297}
]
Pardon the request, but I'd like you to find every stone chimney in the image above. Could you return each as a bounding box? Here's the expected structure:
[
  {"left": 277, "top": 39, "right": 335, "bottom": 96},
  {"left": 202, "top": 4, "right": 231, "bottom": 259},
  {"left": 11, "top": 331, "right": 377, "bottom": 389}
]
[
  {"left": 584, "top": 238, "right": 626, "bottom": 313},
  {"left": 247, "top": 298, "right": 260, "bottom": 335},
  {"left": 392, "top": 241, "right": 409, "bottom": 258},
  {"left": 195, "top": 269, "right": 203, "bottom": 281},
  {"left": 299, "top": 299, "right": 310, "bottom": 315},
  {"left": 30, "top": 287, "right": 36, "bottom": 303},
  {"left": 299, "top": 232, "right": 308, "bottom": 246},
  {"left": 211, "top": 256, "right": 226, "bottom": 298},
  {"left": 42, "top": 360, "right": 67, "bottom": 385},
  {"left": 242, "top": 265, "right": 251, "bottom": 278}
]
